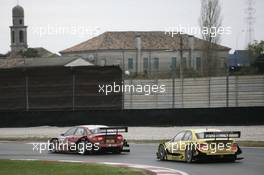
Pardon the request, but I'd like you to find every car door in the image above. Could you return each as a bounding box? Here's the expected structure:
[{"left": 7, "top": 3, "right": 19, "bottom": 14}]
[
  {"left": 63, "top": 127, "right": 77, "bottom": 147},
  {"left": 73, "top": 127, "right": 86, "bottom": 143},
  {"left": 166, "top": 131, "right": 186, "bottom": 156},
  {"left": 179, "top": 130, "right": 193, "bottom": 158}
]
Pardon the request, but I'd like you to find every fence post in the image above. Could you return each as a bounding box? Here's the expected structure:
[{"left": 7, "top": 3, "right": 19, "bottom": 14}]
[
  {"left": 122, "top": 74, "right": 124, "bottom": 110},
  {"left": 130, "top": 78, "right": 133, "bottom": 109},
  {"left": 235, "top": 76, "right": 239, "bottom": 107},
  {"left": 179, "top": 34, "right": 184, "bottom": 108},
  {"left": 226, "top": 64, "right": 229, "bottom": 107},
  {"left": 25, "top": 74, "right": 29, "bottom": 111},
  {"left": 208, "top": 77, "right": 211, "bottom": 108},
  {"left": 172, "top": 76, "right": 175, "bottom": 108},
  {"left": 72, "top": 68, "right": 75, "bottom": 111},
  {"left": 181, "top": 78, "right": 184, "bottom": 108}
]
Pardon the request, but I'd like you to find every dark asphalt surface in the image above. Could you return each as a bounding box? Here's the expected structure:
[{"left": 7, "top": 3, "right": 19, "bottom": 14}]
[{"left": 0, "top": 142, "right": 263, "bottom": 175}]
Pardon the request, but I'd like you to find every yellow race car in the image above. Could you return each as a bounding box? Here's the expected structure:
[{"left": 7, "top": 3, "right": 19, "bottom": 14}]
[{"left": 156, "top": 129, "right": 243, "bottom": 163}]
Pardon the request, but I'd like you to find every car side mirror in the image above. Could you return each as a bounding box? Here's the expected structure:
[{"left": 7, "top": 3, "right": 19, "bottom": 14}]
[{"left": 60, "top": 133, "right": 65, "bottom": 136}]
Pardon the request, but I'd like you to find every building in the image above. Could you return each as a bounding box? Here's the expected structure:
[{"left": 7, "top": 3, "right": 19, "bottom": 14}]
[
  {"left": 0, "top": 4, "right": 94, "bottom": 69},
  {"left": 228, "top": 50, "right": 253, "bottom": 67},
  {"left": 60, "top": 31, "right": 230, "bottom": 76},
  {"left": 10, "top": 5, "right": 28, "bottom": 54},
  {"left": 7, "top": 4, "right": 55, "bottom": 59},
  {"left": 0, "top": 56, "right": 93, "bottom": 69}
]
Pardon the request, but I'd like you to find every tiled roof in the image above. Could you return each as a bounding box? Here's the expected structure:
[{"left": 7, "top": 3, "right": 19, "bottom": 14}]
[
  {"left": 0, "top": 56, "right": 82, "bottom": 69},
  {"left": 60, "top": 31, "right": 230, "bottom": 53},
  {"left": 33, "top": 47, "right": 58, "bottom": 57}
]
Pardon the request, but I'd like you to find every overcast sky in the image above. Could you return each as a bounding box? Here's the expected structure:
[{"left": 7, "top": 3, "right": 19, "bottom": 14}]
[{"left": 0, "top": 0, "right": 264, "bottom": 54}]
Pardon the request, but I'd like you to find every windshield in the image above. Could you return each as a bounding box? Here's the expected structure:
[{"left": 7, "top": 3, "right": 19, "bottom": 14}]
[
  {"left": 90, "top": 127, "right": 108, "bottom": 134},
  {"left": 90, "top": 128, "right": 101, "bottom": 134}
]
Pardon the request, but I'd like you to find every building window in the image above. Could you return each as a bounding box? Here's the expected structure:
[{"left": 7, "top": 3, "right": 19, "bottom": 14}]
[
  {"left": 196, "top": 57, "right": 201, "bottom": 71},
  {"left": 153, "top": 57, "right": 159, "bottom": 70},
  {"left": 171, "top": 57, "right": 176, "bottom": 70},
  {"left": 19, "top": 19, "right": 23, "bottom": 25},
  {"left": 12, "top": 31, "right": 15, "bottom": 43},
  {"left": 128, "top": 58, "right": 133, "bottom": 70},
  {"left": 143, "top": 57, "right": 148, "bottom": 70},
  {"left": 19, "top": 30, "right": 24, "bottom": 43}
]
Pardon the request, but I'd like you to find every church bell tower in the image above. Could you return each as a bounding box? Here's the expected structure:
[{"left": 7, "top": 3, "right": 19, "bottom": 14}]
[{"left": 10, "top": 5, "right": 28, "bottom": 53}]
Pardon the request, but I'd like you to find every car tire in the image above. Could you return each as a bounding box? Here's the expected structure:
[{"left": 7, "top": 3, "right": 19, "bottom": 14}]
[
  {"left": 185, "top": 149, "right": 193, "bottom": 163},
  {"left": 158, "top": 144, "right": 167, "bottom": 161},
  {"left": 49, "top": 139, "right": 58, "bottom": 153},
  {"left": 77, "top": 140, "right": 88, "bottom": 155}
]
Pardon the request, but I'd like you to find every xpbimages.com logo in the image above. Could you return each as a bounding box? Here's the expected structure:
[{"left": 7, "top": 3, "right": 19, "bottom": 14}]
[
  {"left": 98, "top": 82, "right": 166, "bottom": 96},
  {"left": 32, "top": 141, "right": 100, "bottom": 154}
]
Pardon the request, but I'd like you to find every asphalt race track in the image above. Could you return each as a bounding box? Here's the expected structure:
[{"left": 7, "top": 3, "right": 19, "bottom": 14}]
[{"left": 0, "top": 142, "right": 263, "bottom": 175}]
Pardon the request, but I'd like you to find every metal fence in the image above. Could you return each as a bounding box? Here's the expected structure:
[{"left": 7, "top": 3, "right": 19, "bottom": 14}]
[{"left": 124, "top": 74, "right": 264, "bottom": 109}]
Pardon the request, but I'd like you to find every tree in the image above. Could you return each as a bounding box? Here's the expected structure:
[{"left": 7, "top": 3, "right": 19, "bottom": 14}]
[
  {"left": 254, "top": 54, "right": 264, "bottom": 73},
  {"left": 249, "top": 40, "right": 264, "bottom": 73},
  {"left": 248, "top": 40, "right": 264, "bottom": 58},
  {"left": 199, "top": 0, "right": 223, "bottom": 76},
  {"left": 20, "top": 48, "right": 40, "bottom": 58}
]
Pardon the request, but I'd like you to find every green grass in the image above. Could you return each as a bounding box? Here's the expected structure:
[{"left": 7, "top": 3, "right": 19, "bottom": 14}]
[{"left": 0, "top": 160, "right": 149, "bottom": 175}]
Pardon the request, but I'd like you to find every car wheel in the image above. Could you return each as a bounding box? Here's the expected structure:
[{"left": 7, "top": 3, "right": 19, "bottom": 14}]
[
  {"left": 185, "top": 149, "right": 193, "bottom": 163},
  {"left": 158, "top": 144, "right": 167, "bottom": 161},
  {"left": 49, "top": 139, "right": 58, "bottom": 153},
  {"left": 77, "top": 140, "right": 88, "bottom": 155}
]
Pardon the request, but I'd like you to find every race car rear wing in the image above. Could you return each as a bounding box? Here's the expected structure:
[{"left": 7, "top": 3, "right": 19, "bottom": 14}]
[
  {"left": 99, "top": 126, "right": 128, "bottom": 135},
  {"left": 204, "top": 131, "right": 241, "bottom": 140}
]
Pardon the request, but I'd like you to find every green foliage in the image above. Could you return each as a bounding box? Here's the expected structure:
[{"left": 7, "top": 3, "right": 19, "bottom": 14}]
[
  {"left": 253, "top": 55, "right": 264, "bottom": 73},
  {"left": 20, "top": 48, "right": 40, "bottom": 58},
  {"left": 248, "top": 40, "right": 264, "bottom": 58},
  {"left": 247, "top": 40, "right": 264, "bottom": 73}
]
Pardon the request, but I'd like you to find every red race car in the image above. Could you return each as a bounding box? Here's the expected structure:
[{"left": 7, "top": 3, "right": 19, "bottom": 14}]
[{"left": 49, "top": 125, "right": 130, "bottom": 155}]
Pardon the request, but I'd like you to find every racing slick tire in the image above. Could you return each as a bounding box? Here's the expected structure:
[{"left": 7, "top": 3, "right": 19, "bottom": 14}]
[
  {"left": 77, "top": 140, "right": 89, "bottom": 155},
  {"left": 49, "top": 139, "right": 59, "bottom": 153},
  {"left": 185, "top": 148, "right": 194, "bottom": 163},
  {"left": 157, "top": 144, "right": 167, "bottom": 161}
]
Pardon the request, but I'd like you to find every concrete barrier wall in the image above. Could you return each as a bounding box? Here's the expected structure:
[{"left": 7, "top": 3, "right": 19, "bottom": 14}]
[{"left": 0, "top": 107, "right": 263, "bottom": 127}]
